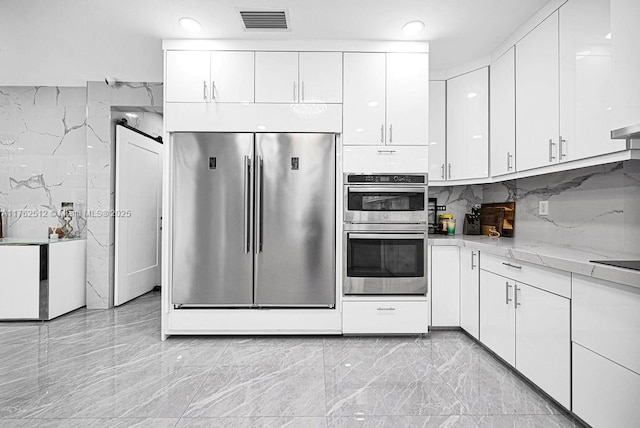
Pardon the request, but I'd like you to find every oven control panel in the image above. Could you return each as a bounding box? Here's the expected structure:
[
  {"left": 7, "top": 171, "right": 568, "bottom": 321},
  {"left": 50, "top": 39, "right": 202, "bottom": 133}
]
[{"left": 346, "top": 174, "right": 426, "bottom": 184}]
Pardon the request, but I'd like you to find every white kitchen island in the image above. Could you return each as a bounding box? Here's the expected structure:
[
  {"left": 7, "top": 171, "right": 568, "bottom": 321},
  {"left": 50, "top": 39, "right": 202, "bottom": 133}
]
[{"left": 0, "top": 238, "right": 86, "bottom": 320}]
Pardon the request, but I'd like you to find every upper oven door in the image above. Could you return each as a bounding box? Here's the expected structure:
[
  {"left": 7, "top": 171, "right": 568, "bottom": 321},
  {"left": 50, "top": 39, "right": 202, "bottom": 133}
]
[{"left": 345, "top": 186, "right": 427, "bottom": 223}]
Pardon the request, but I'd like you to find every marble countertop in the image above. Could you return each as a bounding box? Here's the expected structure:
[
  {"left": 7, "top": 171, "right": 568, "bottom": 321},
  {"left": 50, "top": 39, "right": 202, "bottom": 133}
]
[
  {"left": 0, "top": 237, "right": 86, "bottom": 246},
  {"left": 429, "top": 234, "right": 640, "bottom": 290}
]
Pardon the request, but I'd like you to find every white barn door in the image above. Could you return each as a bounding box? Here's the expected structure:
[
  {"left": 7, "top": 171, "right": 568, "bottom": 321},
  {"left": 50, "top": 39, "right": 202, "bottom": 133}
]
[{"left": 114, "top": 125, "right": 163, "bottom": 306}]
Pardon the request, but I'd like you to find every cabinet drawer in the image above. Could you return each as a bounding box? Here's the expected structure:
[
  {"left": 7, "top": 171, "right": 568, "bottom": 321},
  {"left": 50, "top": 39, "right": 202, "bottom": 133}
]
[
  {"left": 342, "top": 301, "right": 428, "bottom": 334},
  {"left": 573, "top": 343, "right": 640, "bottom": 428},
  {"left": 343, "top": 146, "right": 428, "bottom": 174},
  {"left": 572, "top": 274, "right": 640, "bottom": 374},
  {"left": 480, "top": 253, "right": 570, "bottom": 298}
]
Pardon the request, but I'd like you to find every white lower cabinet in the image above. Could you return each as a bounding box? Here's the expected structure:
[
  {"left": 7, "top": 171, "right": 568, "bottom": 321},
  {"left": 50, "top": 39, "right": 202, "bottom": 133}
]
[
  {"left": 515, "top": 282, "right": 570, "bottom": 409},
  {"left": 573, "top": 343, "right": 640, "bottom": 428},
  {"left": 342, "top": 301, "right": 429, "bottom": 334},
  {"left": 480, "top": 270, "right": 516, "bottom": 365},
  {"left": 430, "top": 246, "right": 460, "bottom": 327},
  {"left": 459, "top": 247, "right": 479, "bottom": 339},
  {"left": 480, "top": 259, "right": 571, "bottom": 408}
]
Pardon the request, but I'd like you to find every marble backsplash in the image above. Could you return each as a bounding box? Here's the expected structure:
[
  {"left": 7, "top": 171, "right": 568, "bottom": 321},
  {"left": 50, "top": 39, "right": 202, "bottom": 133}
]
[
  {"left": 0, "top": 86, "right": 87, "bottom": 238},
  {"left": 431, "top": 160, "right": 640, "bottom": 256},
  {"left": 483, "top": 161, "right": 640, "bottom": 256}
]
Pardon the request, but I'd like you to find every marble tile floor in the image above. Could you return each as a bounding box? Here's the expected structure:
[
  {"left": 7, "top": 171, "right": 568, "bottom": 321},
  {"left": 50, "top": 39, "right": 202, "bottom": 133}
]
[{"left": 0, "top": 291, "right": 584, "bottom": 428}]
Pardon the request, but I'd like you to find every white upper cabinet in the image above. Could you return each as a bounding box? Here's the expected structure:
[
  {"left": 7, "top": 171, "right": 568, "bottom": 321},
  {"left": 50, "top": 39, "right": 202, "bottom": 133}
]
[
  {"left": 428, "top": 81, "right": 447, "bottom": 181},
  {"left": 386, "top": 53, "right": 429, "bottom": 145},
  {"left": 446, "top": 67, "right": 489, "bottom": 180},
  {"left": 490, "top": 47, "right": 516, "bottom": 176},
  {"left": 516, "top": 12, "right": 560, "bottom": 172},
  {"left": 255, "top": 52, "right": 299, "bottom": 103},
  {"left": 298, "top": 52, "right": 342, "bottom": 103},
  {"left": 166, "top": 51, "right": 211, "bottom": 103},
  {"left": 344, "top": 52, "right": 429, "bottom": 146},
  {"left": 610, "top": 0, "right": 640, "bottom": 130},
  {"left": 343, "top": 53, "right": 387, "bottom": 145},
  {"left": 559, "top": 0, "right": 626, "bottom": 160},
  {"left": 210, "top": 51, "right": 254, "bottom": 103}
]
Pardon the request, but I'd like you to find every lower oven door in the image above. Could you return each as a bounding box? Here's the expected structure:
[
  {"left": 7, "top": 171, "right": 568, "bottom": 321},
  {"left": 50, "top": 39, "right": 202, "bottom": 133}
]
[{"left": 344, "top": 231, "right": 427, "bottom": 295}]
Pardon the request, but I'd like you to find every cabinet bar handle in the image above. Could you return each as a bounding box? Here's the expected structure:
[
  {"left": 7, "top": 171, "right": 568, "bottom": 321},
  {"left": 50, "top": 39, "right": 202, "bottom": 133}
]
[
  {"left": 377, "top": 150, "right": 396, "bottom": 154},
  {"left": 549, "top": 139, "right": 556, "bottom": 162},
  {"left": 441, "top": 164, "right": 445, "bottom": 180},
  {"left": 507, "top": 152, "right": 513, "bottom": 171},
  {"left": 502, "top": 262, "right": 522, "bottom": 269},
  {"left": 203, "top": 80, "right": 208, "bottom": 101},
  {"left": 211, "top": 81, "right": 216, "bottom": 101},
  {"left": 377, "top": 307, "right": 396, "bottom": 311},
  {"left": 560, "top": 136, "right": 567, "bottom": 159},
  {"left": 448, "top": 163, "right": 452, "bottom": 179},
  {"left": 471, "top": 251, "right": 476, "bottom": 270},
  {"left": 293, "top": 81, "right": 297, "bottom": 102},
  {"left": 515, "top": 286, "right": 522, "bottom": 308},
  {"left": 301, "top": 81, "right": 305, "bottom": 102},
  {"left": 380, "top": 124, "right": 384, "bottom": 144},
  {"left": 506, "top": 281, "right": 513, "bottom": 304},
  {"left": 389, "top": 124, "right": 393, "bottom": 143}
]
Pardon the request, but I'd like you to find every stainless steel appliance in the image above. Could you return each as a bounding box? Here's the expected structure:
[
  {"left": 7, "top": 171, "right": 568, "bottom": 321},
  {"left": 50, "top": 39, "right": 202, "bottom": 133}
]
[
  {"left": 343, "top": 173, "right": 428, "bottom": 295},
  {"left": 343, "top": 223, "right": 428, "bottom": 295},
  {"left": 344, "top": 174, "right": 428, "bottom": 223},
  {"left": 172, "top": 133, "right": 336, "bottom": 308}
]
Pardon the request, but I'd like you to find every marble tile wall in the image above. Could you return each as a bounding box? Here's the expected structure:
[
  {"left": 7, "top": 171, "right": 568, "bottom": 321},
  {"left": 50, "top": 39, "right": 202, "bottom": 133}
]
[
  {"left": 428, "top": 185, "right": 484, "bottom": 234},
  {"left": 0, "top": 86, "right": 87, "bottom": 239},
  {"left": 86, "top": 81, "right": 162, "bottom": 309},
  {"left": 483, "top": 161, "right": 640, "bottom": 256}
]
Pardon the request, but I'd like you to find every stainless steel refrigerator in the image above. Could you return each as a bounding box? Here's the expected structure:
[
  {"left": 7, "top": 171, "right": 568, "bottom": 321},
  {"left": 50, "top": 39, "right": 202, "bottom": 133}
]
[{"left": 172, "top": 133, "right": 336, "bottom": 308}]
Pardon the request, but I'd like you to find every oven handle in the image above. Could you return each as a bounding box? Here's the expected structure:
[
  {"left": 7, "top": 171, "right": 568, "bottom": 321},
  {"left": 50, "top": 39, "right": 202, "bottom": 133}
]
[
  {"left": 350, "top": 233, "right": 425, "bottom": 240},
  {"left": 346, "top": 186, "right": 425, "bottom": 193}
]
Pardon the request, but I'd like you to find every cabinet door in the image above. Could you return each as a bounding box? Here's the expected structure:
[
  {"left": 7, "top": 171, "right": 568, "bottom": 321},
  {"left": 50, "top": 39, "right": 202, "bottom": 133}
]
[
  {"left": 446, "top": 67, "right": 489, "bottom": 180},
  {"left": 386, "top": 53, "right": 429, "bottom": 145},
  {"left": 210, "top": 51, "right": 254, "bottom": 103},
  {"left": 490, "top": 47, "right": 516, "bottom": 176},
  {"left": 515, "top": 282, "right": 570, "bottom": 408},
  {"left": 430, "top": 246, "right": 460, "bottom": 327},
  {"left": 299, "top": 52, "right": 342, "bottom": 103},
  {"left": 165, "top": 51, "right": 211, "bottom": 103},
  {"left": 610, "top": 0, "right": 640, "bottom": 130},
  {"left": 479, "top": 270, "right": 515, "bottom": 366},
  {"left": 559, "top": 0, "right": 626, "bottom": 160},
  {"left": 516, "top": 12, "right": 560, "bottom": 171},
  {"left": 255, "top": 52, "right": 299, "bottom": 103},
  {"left": 573, "top": 343, "right": 640, "bottom": 428},
  {"left": 343, "top": 53, "right": 386, "bottom": 145},
  {"left": 460, "top": 248, "right": 480, "bottom": 339},
  {"left": 428, "top": 81, "right": 447, "bottom": 181}
]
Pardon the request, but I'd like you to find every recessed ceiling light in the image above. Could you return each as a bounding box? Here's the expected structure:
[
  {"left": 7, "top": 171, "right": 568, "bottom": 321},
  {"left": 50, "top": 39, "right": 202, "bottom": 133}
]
[
  {"left": 467, "top": 92, "right": 478, "bottom": 99},
  {"left": 179, "top": 17, "right": 202, "bottom": 33},
  {"left": 402, "top": 20, "right": 425, "bottom": 36},
  {"left": 367, "top": 101, "right": 379, "bottom": 107},
  {"left": 605, "top": 32, "right": 612, "bottom": 40},
  {"left": 125, "top": 113, "right": 138, "bottom": 119},
  {"left": 472, "top": 134, "right": 483, "bottom": 139},
  {"left": 257, "top": 125, "right": 267, "bottom": 130},
  {"left": 356, "top": 128, "right": 364, "bottom": 133}
]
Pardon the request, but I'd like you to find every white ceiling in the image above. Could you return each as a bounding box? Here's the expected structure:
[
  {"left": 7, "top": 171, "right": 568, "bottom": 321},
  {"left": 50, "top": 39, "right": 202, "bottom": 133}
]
[{"left": 0, "top": 0, "right": 551, "bottom": 87}]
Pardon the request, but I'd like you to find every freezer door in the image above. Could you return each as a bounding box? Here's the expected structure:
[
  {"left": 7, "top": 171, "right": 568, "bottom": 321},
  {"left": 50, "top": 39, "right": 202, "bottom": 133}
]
[
  {"left": 255, "top": 133, "right": 336, "bottom": 307},
  {"left": 172, "top": 133, "right": 254, "bottom": 306}
]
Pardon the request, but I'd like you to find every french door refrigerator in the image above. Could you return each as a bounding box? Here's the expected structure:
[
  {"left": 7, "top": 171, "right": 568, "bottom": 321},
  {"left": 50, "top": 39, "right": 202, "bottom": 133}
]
[{"left": 172, "top": 133, "right": 336, "bottom": 308}]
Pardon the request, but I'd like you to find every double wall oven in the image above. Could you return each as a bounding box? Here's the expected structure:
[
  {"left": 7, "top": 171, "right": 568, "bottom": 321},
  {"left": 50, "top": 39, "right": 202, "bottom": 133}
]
[{"left": 343, "top": 174, "right": 428, "bottom": 295}]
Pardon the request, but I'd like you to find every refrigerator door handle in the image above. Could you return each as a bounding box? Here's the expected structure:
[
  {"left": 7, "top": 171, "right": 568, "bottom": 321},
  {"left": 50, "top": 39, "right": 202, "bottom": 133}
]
[
  {"left": 244, "top": 155, "right": 251, "bottom": 253},
  {"left": 255, "top": 156, "right": 264, "bottom": 254}
]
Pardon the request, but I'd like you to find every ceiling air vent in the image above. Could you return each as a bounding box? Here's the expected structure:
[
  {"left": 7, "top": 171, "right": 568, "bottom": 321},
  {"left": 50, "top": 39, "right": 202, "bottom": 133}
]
[{"left": 239, "top": 10, "right": 289, "bottom": 31}]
